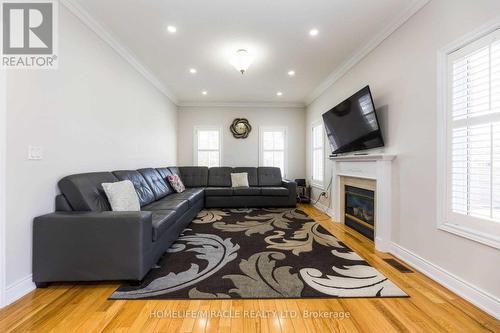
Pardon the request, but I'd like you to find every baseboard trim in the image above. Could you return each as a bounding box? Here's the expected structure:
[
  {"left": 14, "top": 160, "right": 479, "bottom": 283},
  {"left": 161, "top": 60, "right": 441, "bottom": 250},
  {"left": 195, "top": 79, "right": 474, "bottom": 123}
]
[
  {"left": 4, "top": 274, "right": 35, "bottom": 307},
  {"left": 390, "top": 242, "right": 500, "bottom": 319},
  {"left": 312, "top": 202, "right": 335, "bottom": 218}
]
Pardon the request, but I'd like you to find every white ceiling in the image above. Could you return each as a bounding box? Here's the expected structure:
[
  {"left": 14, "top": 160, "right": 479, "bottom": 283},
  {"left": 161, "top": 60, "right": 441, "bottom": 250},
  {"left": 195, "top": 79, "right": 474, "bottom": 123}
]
[{"left": 73, "top": 0, "right": 419, "bottom": 105}]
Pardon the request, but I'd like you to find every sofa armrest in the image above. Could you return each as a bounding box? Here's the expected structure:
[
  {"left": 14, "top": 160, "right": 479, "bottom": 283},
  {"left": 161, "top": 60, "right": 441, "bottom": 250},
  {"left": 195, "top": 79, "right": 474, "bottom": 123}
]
[
  {"left": 282, "top": 179, "right": 297, "bottom": 192},
  {"left": 33, "top": 211, "right": 153, "bottom": 283},
  {"left": 282, "top": 179, "right": 297, "bottom": 206}
]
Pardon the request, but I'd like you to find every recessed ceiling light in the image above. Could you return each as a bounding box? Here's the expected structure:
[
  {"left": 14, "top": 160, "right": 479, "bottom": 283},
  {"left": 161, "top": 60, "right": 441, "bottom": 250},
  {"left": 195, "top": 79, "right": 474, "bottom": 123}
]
[
  {"left": 167, "top": 25, "right": 177, "bottom": 33},
  {"left": 276, "top": 91, "right": 283, "bottom": 97},
  {"left": 189, "top": 68, "right": 197, "bottom": 74},
  {"left": 309, "top": 28, "right": 319, "bottom": 37},
  {"left": 288, "top": 70, "right": 296, "bottom": 76},
  {"left": 202, "top": 90, "right": 208, "bottom": 95}
]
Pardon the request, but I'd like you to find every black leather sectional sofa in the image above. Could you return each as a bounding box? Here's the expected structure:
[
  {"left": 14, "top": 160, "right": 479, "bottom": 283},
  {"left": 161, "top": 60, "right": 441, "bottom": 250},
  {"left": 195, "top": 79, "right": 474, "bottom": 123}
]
[{"left": 33, "top": 166, "right": 296, "bottom": 287}]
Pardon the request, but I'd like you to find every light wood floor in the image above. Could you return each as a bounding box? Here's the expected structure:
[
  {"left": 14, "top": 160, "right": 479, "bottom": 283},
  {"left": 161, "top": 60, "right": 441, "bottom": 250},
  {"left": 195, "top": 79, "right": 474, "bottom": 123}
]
[{"left": 0, "top": 204, "right": 498, "bottom": 332}]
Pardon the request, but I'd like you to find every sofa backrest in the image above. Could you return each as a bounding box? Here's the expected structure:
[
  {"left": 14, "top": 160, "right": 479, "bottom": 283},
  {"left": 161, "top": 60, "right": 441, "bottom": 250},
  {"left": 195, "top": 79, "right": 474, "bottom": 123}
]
[
  {"left": 58, "top": 172, "right": 118, "bottom": 211},
  {"left": 166, "top": 166, "right": 180, "bottom": 177},
  {"left": 232, "top": 167, "right": 258, "bottom": 186},
  {"left": 156, "top": 167, "right": 176, "bottom": 193},
  {"left": 178, "top": 166, "right": 209, "bottom": 187},
  {"left": 56, "top": 166, "right": 285, "bottom": 212},
  {"left": 208, "top": 167, "right": 232, "bottom": 187},
  {"left": 138, "top": 168, "right": 170, "bottom": 200},
  {"left": 257, "top": 167, "right": 282, "bottom": 186},
  {"left": 112, "top": 170, "right": 155, "bottom": 206}
]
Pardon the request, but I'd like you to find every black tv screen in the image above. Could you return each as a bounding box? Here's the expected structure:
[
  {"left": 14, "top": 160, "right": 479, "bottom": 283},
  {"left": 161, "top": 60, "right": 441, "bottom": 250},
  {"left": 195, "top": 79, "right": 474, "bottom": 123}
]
[{"left": 322, "top": 86, "right": 384, "bottom": 154}]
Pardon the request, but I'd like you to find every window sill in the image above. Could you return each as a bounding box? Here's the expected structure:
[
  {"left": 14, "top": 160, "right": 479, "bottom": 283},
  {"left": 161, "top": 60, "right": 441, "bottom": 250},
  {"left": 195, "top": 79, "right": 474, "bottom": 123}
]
[{"left": 438, "top": 223, "right": 500, "bottom": 250}]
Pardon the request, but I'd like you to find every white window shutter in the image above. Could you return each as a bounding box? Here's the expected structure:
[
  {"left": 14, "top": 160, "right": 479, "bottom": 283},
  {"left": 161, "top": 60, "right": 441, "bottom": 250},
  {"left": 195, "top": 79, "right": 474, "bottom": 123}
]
[
  {"left": 449, "top": 35, "right": 500, "bottom": 222},
  {"left": 312, "top": 123, "right": 324, "bottom": 184},
  {"left": 260, "top": 128, "right": 286, "bottom": 176},
  {"left": 196, "top": 128, "right": 221, "bottom": 168}
]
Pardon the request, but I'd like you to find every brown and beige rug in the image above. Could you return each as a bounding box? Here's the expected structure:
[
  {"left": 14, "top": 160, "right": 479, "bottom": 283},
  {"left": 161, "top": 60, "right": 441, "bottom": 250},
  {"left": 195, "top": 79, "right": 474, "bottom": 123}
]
[{"left": 110, "top": 208, "right": 407, "bottom": 300}]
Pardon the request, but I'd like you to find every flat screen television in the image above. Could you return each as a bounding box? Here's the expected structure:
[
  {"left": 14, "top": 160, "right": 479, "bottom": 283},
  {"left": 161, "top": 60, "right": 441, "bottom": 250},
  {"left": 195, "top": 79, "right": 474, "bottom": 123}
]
[{"left": 322, "top": 85, "right": 384, "bottom": 155}]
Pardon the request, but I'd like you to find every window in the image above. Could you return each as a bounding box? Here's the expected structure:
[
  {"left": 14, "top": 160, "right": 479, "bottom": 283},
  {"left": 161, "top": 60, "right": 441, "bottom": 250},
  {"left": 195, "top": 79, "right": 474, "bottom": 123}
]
[
  {"left": 311, "top": 121, "right": 324, "bottom": 187},
  {"left": 194, "top": 127, "right": 221, "bottom": 167},
  {"left": 260, "top": 127, "right": 286, "bottom": 176},
  {"left": 438, "top": 27, "right": 500, "bottom": 248}
]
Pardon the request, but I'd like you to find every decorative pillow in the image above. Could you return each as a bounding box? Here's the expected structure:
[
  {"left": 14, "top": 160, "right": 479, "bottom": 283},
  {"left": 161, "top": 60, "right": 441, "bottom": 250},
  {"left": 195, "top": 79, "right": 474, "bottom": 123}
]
[
  {"left": 231, "top": 172, "right": 249, "bottom": 187},
  {"left": 102, "top": 180, "right": 140, "bottom": 211},
  {"left": 167, "top": 174, "right": 186, "bottom": 193}
]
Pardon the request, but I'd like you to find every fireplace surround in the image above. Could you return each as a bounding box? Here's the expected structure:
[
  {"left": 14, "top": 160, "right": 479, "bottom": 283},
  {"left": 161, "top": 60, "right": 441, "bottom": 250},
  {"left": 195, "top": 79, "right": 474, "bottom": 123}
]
[{"left": 330, "top": 154, "right": 396, "bottom": 252}]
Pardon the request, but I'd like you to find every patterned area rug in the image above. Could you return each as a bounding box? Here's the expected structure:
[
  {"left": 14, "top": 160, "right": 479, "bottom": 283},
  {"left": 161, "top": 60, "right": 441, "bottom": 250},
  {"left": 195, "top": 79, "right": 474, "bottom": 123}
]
[{"left": 110, "top": 208, "right": 407, "bottom": 300}]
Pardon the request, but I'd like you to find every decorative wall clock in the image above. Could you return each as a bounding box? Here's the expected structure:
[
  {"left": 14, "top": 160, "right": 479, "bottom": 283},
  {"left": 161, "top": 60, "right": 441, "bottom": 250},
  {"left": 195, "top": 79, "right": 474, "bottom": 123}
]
[{"left": 230, "top": 118, "right": 252, "bottom": 139}]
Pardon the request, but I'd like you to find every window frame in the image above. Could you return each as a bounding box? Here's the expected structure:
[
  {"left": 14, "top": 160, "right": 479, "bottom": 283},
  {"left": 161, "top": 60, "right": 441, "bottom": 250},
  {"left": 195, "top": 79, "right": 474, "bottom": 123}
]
[
  {"left": 311, "top": 120, "right": 325, "bottom": 189},
  {"left": 259, "top": 126, "right": 288, "bottom": 178},
  {"left": 193, "top": 125, "right": 222, "bottom": 168},
  {"left": 437, "top": 21, "right": 500, "bottom": 249}
]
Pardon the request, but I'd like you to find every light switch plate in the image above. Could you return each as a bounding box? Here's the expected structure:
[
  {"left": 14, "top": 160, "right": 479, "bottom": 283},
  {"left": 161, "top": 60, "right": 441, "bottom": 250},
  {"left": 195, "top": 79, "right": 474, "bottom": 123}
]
[{"left": 28, "top": 146, "right": 43, "bottom": 160}]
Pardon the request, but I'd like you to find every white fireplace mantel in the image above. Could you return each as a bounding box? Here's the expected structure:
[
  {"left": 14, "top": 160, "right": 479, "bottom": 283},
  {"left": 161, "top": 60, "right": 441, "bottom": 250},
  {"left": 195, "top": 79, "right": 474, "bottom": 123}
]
[
  {"left": 329, "top": 153, "right": 396, "bottom": 252},
  {"left": 329, "top": 153, "right": 396, "bottom": 162}
]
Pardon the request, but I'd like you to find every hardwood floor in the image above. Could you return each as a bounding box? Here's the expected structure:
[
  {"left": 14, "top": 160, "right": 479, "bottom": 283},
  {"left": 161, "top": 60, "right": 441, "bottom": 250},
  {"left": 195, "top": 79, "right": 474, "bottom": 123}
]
[{"left": 0, "top": 204, "right": 498, "bottom": 332}]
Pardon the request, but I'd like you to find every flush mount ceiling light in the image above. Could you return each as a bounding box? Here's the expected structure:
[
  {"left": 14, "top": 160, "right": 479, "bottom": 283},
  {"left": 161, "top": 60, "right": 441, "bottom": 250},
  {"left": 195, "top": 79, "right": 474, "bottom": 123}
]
[
  {"left": 167, "top": 25, "right": 177, "bottom": 34},
  {"left": 309, "top": 28, "right": 319, "bottom": 37},
  {"left": 202, "top": 90, "right": 208, "bottom": 95},
  {"left": 288, "top": 70, "right": 296, "bottom": 76},
  {"left": 231, "top": 49, "right": 253, "bottom": 74},
  {"left": 189, "top": 68, "right": 197, "bottom": 74},
  {"left": 276, "top": 91, "right": 283, "bottom": 97}
]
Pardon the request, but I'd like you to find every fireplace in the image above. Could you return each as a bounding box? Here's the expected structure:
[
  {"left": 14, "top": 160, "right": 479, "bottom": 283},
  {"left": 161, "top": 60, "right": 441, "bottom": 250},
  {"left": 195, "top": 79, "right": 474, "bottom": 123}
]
[
  {"left": 344, "top": 185, "right": 375, "bottom": 240},
  {"left": 330, "top": 154, "right": 395, "bottom": 252}
]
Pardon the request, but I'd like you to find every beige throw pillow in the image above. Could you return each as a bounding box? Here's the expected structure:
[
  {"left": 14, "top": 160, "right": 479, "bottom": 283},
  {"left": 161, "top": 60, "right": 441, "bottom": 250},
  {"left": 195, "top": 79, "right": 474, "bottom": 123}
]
[
  {"left": 231, "top": 172, "right": 249, "bottom": 187},
  {"left": 102, "top": 180, "right": 141, "bottom": 211}
]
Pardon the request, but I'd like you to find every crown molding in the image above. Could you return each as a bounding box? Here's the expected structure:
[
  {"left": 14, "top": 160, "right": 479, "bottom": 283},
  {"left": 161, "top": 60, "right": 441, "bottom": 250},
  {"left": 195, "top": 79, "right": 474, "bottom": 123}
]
[
  {"left": 305, "top": 0, "right": 431, "bottom": 106},
  {"left": 60, "top": 0, "right": 179, "bottom": 104},
  {"left": 177, "top": 101, "right": 306, "bottom": 109}
]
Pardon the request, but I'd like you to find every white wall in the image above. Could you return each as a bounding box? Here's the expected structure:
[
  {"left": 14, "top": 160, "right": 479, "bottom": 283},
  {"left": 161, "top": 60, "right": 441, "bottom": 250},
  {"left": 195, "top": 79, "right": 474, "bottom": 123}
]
[
  {"left": 178, "top": 106, "right": 306, "bottom": 180},
  {"left": 3, "top": 6, "right": 177, "bottom": 303},
  {"left": 306, "top": 0, "right": 500, "bottom": 309},
  {"left": 0, "top": 68, "right": 6, "bottom": 306}
]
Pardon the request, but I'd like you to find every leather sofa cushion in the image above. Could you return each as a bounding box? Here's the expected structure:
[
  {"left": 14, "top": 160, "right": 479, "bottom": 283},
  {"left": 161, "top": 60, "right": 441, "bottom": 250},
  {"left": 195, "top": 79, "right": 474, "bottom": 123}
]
[
  {"left": 168, "top": 188, "right": 204, "bottom": 207},
  {"left": 113, "top": 170, "right": 155, "bottom": 206},
  {"left": 261, "top": 187, "right": 289, "bottom": 196},
  {"left": 258, "top": 167, "right": 283, "bottom": 186},
  {"left": 55, "top": 194, "right": 73, "bottom": 212},
  {"left": 232, "top": 167, "right": 258, "bottom": 186},
  {"left": 156, "top": 167, "right": 175, "bottom": 193},
  {"left": 58, "top": 172, "right": 119, "bottom": 211},
  {"left": 142, "top": 197, "right": 189, "bottom": 215},
  {"left": 208, "top": 167, "right": 232, "bottom": 187},
  {"left": 178, "top": 167, "right": 209, "bottom": 187},
  {"left": 138, "top": 168, "right": 171, "bottom": 200},
  {"left": 205, "top": 187, "right": 233, "bottom": 196},
  {"left": 168, "top": 166, "right": 180, "bottom": 176},
  {"left": 233, "top": 187, "right": 261, "bottom": 196},
  {"left": 152, "top": 210, "right": 177, "bottom": 241}
]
